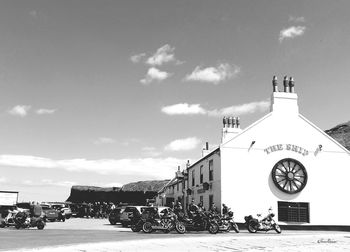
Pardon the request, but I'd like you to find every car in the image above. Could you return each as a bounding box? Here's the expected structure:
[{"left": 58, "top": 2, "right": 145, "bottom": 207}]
[
  {"left": 108, "top": 206, "right": 126, "bottom": 225},
  {"left": 40, "top": 204, "right": 61, "bottom": 222},
  {"left": 119, "top": 206, "right": 148, "bottom": 227},
  {"left": 51, "top": 203, "right": 72, "bottom": 219}
]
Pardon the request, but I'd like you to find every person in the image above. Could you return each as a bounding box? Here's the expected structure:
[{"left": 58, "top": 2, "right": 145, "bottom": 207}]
[
  {"left": 188, "top": 200, "right": 198, "bottom": 219},
  {"left": 209, "top": 203, "right": 219, "bottom": 214},
  {"left": 198, "top": 202, "right": 205, "bottom": 212},
  {"left": 222, "top": 204, "right": 229, "bottom": 215},
  {"left": 173, "top": 201, "right": 183, "bottom": 216}
]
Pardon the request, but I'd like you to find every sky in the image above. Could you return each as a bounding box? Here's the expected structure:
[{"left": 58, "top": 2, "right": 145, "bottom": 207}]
[{"left": 1, "top": 0, "right": 350, "bottom": 202}]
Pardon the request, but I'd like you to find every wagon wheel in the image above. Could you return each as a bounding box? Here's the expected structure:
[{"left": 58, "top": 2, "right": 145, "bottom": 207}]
[{"left": 271, "top": 158, "right": 307, "bottom": 194}]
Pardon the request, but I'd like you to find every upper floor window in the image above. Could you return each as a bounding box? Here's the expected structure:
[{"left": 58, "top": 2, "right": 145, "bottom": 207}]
[
  {"left": 192, "top": 170, "right": 195, "bottom": 186},
  {"left": 200, "top": 165, "right": 203, "bottom": 184},
  {"left": 209, "top": 160, "right": 213, "bottom": 181},
  {"left": 177, "top": 182, "right": 179, "bottom": 191}
]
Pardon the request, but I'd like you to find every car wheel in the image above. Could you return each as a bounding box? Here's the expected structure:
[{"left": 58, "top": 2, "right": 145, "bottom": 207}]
[{"left": 142, "top": 222, "right": 153, "bottom": 233}]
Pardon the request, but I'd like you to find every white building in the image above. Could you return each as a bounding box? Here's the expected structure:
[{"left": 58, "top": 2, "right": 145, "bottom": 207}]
[{"left": 158, "top": 76, "right": 350, "bottom": 227}]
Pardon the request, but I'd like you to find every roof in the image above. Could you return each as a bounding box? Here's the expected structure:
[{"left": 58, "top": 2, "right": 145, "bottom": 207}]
[{"left": 186, "top": 147, "right": 220, "bottom": 171}]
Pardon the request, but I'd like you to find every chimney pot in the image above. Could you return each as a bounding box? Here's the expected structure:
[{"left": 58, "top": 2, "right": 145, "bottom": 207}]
[
  {"left": 206, "top": 142, "right": 209, "bottom": 150},
  {"left": 272, "top": 76, "right": 278, "bottom": 92},
  {"left": 228, "top": 116, "right": 233, "bottom": 128},
  {"left": 283, "top": 76, "right": 289, "bottom": 92},
  {"left": 289, "top": 77, "right": 295, "bottom": 93},
  {"left": 223, "top": 116, "right": 226, "bottom": 128},
  {"left": 236, "top": 117, "right": 240, "bottom": 128}
]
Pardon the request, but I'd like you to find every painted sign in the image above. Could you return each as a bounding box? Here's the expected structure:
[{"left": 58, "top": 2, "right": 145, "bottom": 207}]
[{"left": 264, "top": 144, "right": 309, "bottom": 156}]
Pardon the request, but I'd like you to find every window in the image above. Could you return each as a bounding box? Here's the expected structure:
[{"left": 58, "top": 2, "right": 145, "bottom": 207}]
[
  {"left": 199, "top": 196, "right": 203, "bottom": 205},
  {"left": 278, "top": 201, "right": 310, "bottom": 223},
  {"left": 200, "top": 165, "right": 203, "bottom": 184},
  {"left": 192, "top": 170, "right": 195, "bottom": 186},
  {"left": 209, "top": 195, "right": 213, "bottom": 207},
  {"left": 209, "top": 160, "right": 214, "bottom": 181},
  {"left": 177, "top": 183, "right": 179, "bottom": 191}
]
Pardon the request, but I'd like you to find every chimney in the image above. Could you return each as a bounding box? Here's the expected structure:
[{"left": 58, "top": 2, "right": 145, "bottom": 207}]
[
  {"left": 270, "top": 75, "right": 299, "bottom": 116},
  {"left": 202, "top": 142, "right": 210, "bottom": 157},
  {"left": 221, "top": 116, "right": 242, "bottom": 143},
  {"left": 175, "top": 165, "right": 183, "bottom": 179}
]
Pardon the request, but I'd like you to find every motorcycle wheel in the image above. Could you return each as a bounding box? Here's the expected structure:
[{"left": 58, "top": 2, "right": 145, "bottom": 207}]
[
  {"left": 175, "top": 222, "right": 186, "bottom": 234},
  {"left": 247, "top": 222, "right": 257, "bottom": 233},
  {"left": 208, "top": 223, "right": 219, "bottom": 234},
  {"left": 37, "top": 221, "right": 45, "bottom": 230},
  {"left": 273, "top": 224, "right": 281, "bottom": 234},
  {"left": 0, "top": 220, "right": 5, "bottom": 228},
  {"left": 232, "top": 223, "right": 240, "bottom": 233},
  {"left": 131, "top": 224, "right": 141, "bottom": 232},
  {"left": 142, "top": 222, "right": 153, "bottom": 233}
]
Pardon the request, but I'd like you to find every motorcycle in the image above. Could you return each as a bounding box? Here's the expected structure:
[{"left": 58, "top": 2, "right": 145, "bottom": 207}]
[
  {"left": 0, "top": 210, "right": 17, "bottom": 228},
  {"left": 13, "top": 211, "right": 46, "bottom": 230},
  {"left": 244, "top": 208, "right": 281, "bottom": 234},
  {"left": 178, "top": 211, "right": 219, "bottom": 234},
  {"left": 142, "top": 208, "right": 186, "bottom": 234},
  {"left": 214, "top": 211, "right": 240, "bottom": 233}
]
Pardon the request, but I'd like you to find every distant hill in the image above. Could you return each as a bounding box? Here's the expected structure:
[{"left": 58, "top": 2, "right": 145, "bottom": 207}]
[
  {"left": 325, "top": 121, "right": 350, "bottom": 151},
  {"left": 66, "top": 180, "right": 169, "bottom": 203},
  {"left": 122, "top": 180, "right": 170, "bottom": 192}
]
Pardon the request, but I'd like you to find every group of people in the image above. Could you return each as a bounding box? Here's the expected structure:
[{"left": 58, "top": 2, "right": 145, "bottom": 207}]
[
  {"left": 72, "top": 202, "right": 116, "bottom": 218},
  {"left": 170, "top": 200, "right": 230, "bottom": 219}
]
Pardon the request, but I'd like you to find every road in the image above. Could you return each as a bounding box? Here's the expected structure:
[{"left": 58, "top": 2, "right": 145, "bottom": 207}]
[{"left": 1, "top": 218, "right": 350, "bottom": 251}]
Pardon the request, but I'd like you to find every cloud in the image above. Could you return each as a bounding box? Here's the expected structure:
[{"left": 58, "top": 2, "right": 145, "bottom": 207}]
[
  {"left": 0, "top": 155, "right": 182, "bottom": 179},
  {"left": 94, "top": 137, "right": 115, "bottom": 145},
  {"left": 140, "top": 67, "right": 172, "bottom": 84},
  {"left": 23, "top": 179, "right": 76, "bottom": 187},
  {"left": 29, "top": 10, "right": 38, "bottom": 18},
  {"left": 165, "top": 137, "right": 201, "bottom": 151},
  {"left": 146, "top": 44, "right": 179, "bottom": 66},
  {"left": 0, "top": 177, "right": 7, "bottom": 183},
  {"left": 130, "top": 53, "right": 146, "bottom": 63},
  {"left": 185, "top": 63, "right": 240, "bottom": 84},
  {"left": 36, "top": 108, "right": 57, "bottom": 115},
  {"left": 162, "top": 100, "right": 270, "bottom": 117},
  {"left": 142, "top": 147, "right": 162, "bottom": 157},
  {"left": 8, "top": 105, "right": 31, "bottom": 117},
  {"left": 279, "top": 26, "right": 306, "bottom": 42},
  {"left": 289, "top": 16, "right": 305, "bottom": 23},
  {"left": 103, "top": 182, "right": 124, "bottom": 188},
  {"left": 161, "top": 103, "right": 206, "bottom": 115},
  {"left": 207, "top": 100, "right": 270, "bottom": 117}
]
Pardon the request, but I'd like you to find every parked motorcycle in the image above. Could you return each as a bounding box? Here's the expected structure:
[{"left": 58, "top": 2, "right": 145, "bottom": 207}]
[
  {"left": 142, "top": 208, "right": 186, "bottom": 234},
  {"left": 178, "top": 211, "right": 219, "bottom": 234},
  {"left": 244, "top": 208, "right": 281, "bottom": 233},
  {"left": 13, "top": 211, "right": 46, "bottom": 230},
  {"left": 214, "top": 211, "right": 239, "bottom": 233}
]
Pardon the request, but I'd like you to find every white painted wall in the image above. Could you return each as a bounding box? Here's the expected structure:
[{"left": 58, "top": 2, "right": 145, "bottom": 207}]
[{"left": 220, "top": 109, "right": 350, "bottom": 225}]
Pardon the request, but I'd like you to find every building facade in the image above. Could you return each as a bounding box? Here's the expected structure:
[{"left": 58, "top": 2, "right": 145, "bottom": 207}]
[{"left": 158, "top": 76, "right": 350, "bottom": 227}]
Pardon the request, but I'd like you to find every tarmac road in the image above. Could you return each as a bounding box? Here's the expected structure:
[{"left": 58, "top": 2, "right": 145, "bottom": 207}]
[{"left": 1, "top": 218, "right": 350, "bottom": 251}]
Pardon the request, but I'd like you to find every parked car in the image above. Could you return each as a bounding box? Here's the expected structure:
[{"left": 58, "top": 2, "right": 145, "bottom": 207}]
[
  {"left": 51, "top": 203, "right": 72, "bottom": 219},
  {"left": 108, "top": 206, "right": 126, "bottom": 225},
  {"left": 40, "top": 204, "right": 61, "bottom": 222},
  {"left": 120, "top": 206, "right": 148, "bottom": 227}
]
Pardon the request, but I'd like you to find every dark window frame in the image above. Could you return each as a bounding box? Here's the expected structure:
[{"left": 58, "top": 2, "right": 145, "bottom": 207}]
[
  {"left": 200, "top": 165, "right": 203, "bottom": 184},
  {"left": 209, "top": 160, "right": 214, "bottom": 181},
  {"left": 278, "top": 201, "right": 310, "bottom": 223}
]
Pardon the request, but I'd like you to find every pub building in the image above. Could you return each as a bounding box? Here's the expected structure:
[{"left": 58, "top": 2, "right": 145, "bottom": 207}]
[{"left": 157, "top": 76, "right": 350, "bottom": 228}]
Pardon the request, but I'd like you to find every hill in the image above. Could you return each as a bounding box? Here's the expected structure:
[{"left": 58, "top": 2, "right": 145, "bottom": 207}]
[{"left": 325, "top": 121, "right": 350, "bottom": 151}]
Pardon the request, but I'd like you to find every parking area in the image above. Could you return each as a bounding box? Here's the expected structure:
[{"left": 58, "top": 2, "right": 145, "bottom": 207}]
[{"left": 1, "top": 218, "right": 350, "bottom": 251}]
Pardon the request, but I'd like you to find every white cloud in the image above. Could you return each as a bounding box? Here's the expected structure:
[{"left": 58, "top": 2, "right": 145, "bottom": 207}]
[
  {"left": 207, "top": 100, "right": 270, "bottom": 117},
  {"left": 130, "top": 53, "right": 146, "bottom": 63},
  {"left": 185, "top": 63, "right": 240, "bottom": 84},
  {"left": 8, "top": 105, "right": 31, "bottom": 117},
  {"left": 23, "top": 179, "right": 76, "bottom": 187},
  {"left": 142, "top": 147, "right": 162, "bottom": 157},
  {"left": 146, "top": 44, "right": 179, "bottom": 66},
  {"left": 94, "top": 137, "right": 115, "bottom": 145},
  {"left": 161, "top": 103, "right": 206, "bottom": 115},
  {"left": 140, "top": 67, "right": 172, "bottom": 84},
  {"left": 162, "top": 100, "right": 270, "bottom": 117},
  {"left": 165, "top": 137, "right": 201, "bottom": 151},
  {"left": 0, "top": 177, "right": 7, "bottom": 183},
  {"left": 289, "top": 16, "right": 305, "bottom": 23},
  {"left": 103, "top": 182, "right": 124, "bottom": 188},
  {"left": 0, "top": 155, "right": 182, "bottom": 179},
  {"left": 36, "top": 108, "right": 56, "bottom": 115},
  {"left": 279, "top": 26, "right": 306, "bottom": 42}
]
